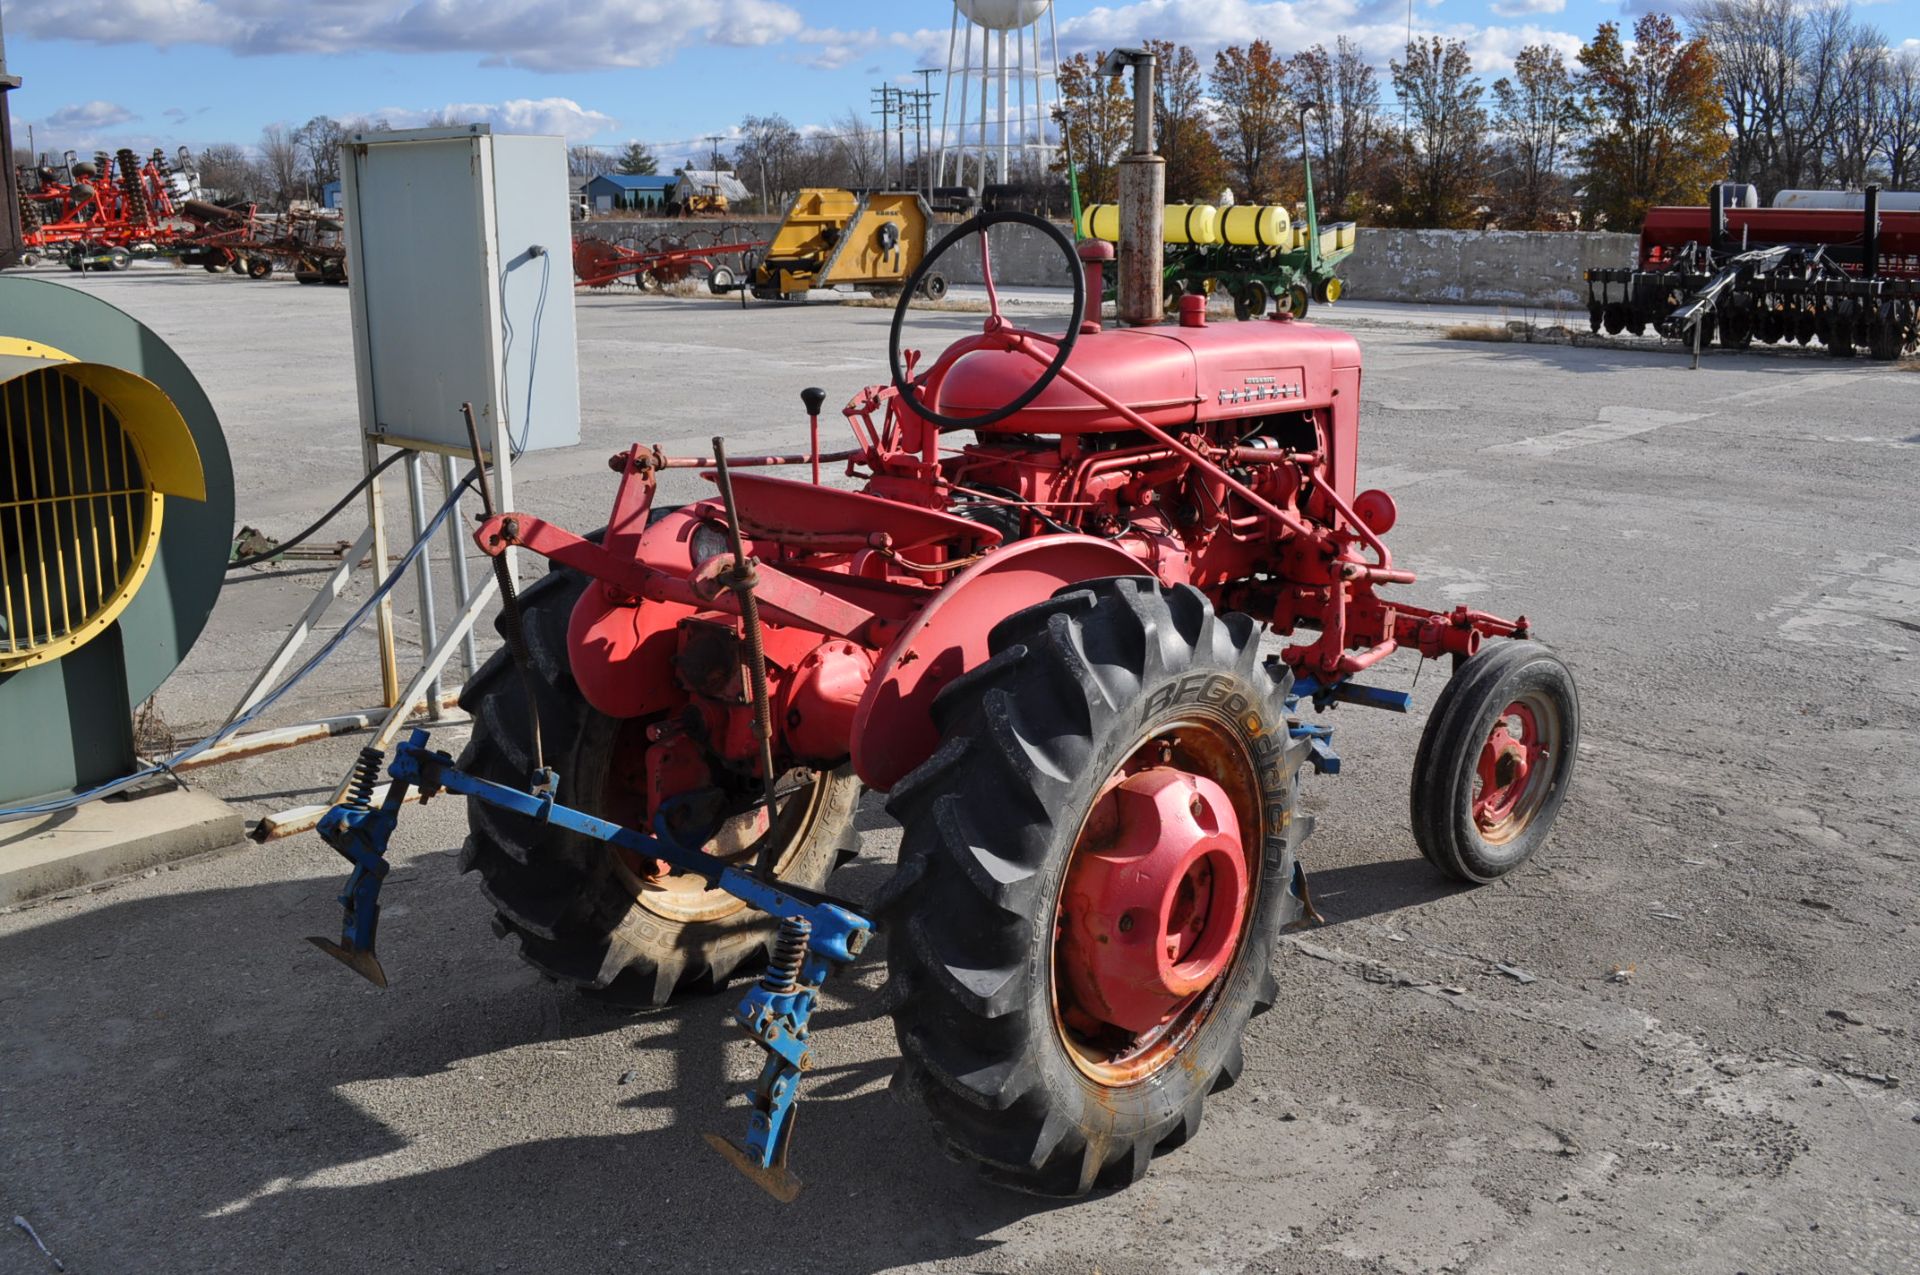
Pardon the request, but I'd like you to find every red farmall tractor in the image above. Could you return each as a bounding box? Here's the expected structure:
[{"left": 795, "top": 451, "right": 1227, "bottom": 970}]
[{"left": 312, "top": 51, "right": 1579, "bottom": 1200}]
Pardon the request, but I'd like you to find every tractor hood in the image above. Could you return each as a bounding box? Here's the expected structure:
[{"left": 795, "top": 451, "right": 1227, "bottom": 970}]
[{"left": 938, "top": 316, "right": 1362, "bottom": 435}]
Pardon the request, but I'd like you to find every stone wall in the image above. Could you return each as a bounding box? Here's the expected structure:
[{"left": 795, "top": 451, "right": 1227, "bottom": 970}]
[
  {"left": 1339, "top": 228, "right": 1638, "bottom": 310},
  {"left": 572, "top": 216, "right": 1640, "bottom": 309}
]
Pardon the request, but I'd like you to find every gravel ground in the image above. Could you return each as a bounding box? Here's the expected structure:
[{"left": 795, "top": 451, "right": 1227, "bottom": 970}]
[{"left": 2, "top": 263, "right": 1916, "bottom": 1275}]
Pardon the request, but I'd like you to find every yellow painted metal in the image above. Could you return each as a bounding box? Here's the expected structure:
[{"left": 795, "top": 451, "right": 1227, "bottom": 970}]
[
  {"left": 819, "top": 192, "right": 927, "bottom": 288},
  {"left": 1219, "top": 205, "right": 1291, "bottom": 248},
  {"left": 1080, "top": 203, "right": 1221, "bottom": 245},
  {"left": 751, "top": 189, "right": 929, "bottom": 297},
  {"left": 0, "top": 340, "right": 207, "bottom": 672}
]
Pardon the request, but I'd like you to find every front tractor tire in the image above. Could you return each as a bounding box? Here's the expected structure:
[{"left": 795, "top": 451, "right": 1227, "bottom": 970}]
[
  {"left": 457, "top": 561, "right": 861, "bottom": 1006},
  {"left": 879, "top": 578, "right": 1311, "bottom": 1196},
  {"left": 1410, "top": 639, "right": 1579, "bottom": 884}
]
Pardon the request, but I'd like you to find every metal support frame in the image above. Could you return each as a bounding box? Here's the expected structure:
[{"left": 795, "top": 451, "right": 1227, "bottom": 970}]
[
  {"left": 240, "top": 427, "right": 510, "bottom": 839},
  {"left": 310, "top": 729, "right": 874, "bottom": 1199}
]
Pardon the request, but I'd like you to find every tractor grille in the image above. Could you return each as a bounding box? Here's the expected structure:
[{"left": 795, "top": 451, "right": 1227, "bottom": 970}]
[{"left": 0, "top": 368, "right": 156, "bottom": 670}]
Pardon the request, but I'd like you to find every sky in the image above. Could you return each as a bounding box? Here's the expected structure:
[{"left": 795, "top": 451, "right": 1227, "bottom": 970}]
[{"left": 6, "top": 0, "right": 1919, "bottom": 164}]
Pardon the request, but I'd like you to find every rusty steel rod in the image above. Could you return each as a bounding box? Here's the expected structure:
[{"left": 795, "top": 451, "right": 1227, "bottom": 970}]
[{"left": 711, "top": 436, "right": 784, "bottom": 876}]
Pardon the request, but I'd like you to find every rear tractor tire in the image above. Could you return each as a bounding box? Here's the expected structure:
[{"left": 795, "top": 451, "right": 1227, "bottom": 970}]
[
  {"left": 457, "top": 555, "right": 862, "bottom": 1006},
  {"left": 1410, "top": 639, "right": 1579, "bottom": 884},
  {"left": 880, "top": 577, "right": 1312, "bottom": 1195}
]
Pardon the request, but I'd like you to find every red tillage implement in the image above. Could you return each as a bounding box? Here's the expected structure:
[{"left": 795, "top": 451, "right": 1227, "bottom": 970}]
[
  {"left": 573, "top": 231, "right": 766, "bottom": 292},
  {"left": 18, "top": 148, "right": 187, "bottom": 268}
]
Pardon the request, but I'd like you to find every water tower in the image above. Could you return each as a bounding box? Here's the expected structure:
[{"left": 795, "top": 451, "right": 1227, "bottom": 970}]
[{"left": 937, "top": 0, "right": 1060, "bottom": 194}]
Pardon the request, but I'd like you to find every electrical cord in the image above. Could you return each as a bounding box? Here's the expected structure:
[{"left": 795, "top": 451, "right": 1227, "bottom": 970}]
[
  {"left": 227, "top": 448, "right": 415, "bottom": 570},
  {"left": 498, "top": 247, "right": 552, "bottom": 458},
  {"left": 0, "top": 469, "right": 481, "bottom": 824}
]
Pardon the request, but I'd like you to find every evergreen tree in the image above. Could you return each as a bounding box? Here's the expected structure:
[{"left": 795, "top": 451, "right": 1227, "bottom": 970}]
[{"left": 617, "top": 141, "right": 658, "bottom": 176}]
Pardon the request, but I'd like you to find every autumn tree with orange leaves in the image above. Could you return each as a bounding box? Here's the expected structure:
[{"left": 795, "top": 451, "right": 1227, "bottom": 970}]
[
  {"left": 1577, "top": 13, "right": 1728, "bottom": 228},
  {"left": 1052, "top": 51, "right": 1134, "bottom": 204},
  {"left": 1145, "top": 39, "right": 1229, "bottom": 202},
  {"left": 1211, "top": 41, "right": 1296, "bottom": 203}
]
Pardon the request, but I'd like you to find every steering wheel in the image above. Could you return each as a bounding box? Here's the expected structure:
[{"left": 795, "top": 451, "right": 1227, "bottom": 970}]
[{"left": 889, "top": 210, "right": 1086, "bottom": 431}]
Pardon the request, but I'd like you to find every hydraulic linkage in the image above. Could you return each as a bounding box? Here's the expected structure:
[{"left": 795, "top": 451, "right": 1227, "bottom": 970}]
[{"left": 310, "top": 728, "right": 875, "bottom": 1200}]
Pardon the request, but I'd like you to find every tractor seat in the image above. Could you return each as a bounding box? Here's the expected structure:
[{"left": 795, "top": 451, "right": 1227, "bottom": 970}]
[{"left": 700, "top": 471, "right": 1001, "bottom": 554}]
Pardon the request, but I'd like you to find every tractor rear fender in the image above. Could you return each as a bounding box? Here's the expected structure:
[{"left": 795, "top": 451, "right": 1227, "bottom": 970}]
[
  {"left": 849, "top": 536, "right": 1147, "bottom": 790},
  {"left": 566, "top": 506, "right": 708, "bottom": 720}
]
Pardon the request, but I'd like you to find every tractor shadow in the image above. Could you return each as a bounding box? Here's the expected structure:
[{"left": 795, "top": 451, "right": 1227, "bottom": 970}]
[
  {"left": 0, "top": 846, "right": 1064, "bottom": 1273},
  {"left": 1303, "top": 856, "right": 1472, "bottom": 927}
]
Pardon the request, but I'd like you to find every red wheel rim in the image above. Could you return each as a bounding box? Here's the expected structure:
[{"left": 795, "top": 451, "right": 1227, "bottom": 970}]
[
  {"left": 596, "top": 716, "right": 832, "bottom": 923},
  {"left": 1471, "top": 693, "right": 1559, "bottom": 844},
  {"left": 1052, "top": 717, "right": 1265, "bottom": 1086}
]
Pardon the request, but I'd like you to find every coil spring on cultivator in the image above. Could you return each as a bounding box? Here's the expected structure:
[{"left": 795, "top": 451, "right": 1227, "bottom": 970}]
[
  {"left": 116, "top": 150, "right": 149, "bottom": 222},
  {"left": 344, "top": 747, "right": 385, "bottom": 812},
  {"left": 762, "top": 917, "right": 812, "bottom": 994}
]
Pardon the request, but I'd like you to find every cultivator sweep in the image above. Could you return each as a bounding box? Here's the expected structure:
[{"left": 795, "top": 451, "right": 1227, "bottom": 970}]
[
  {"left": 308, "top": 49, "right": 1576, "bottom": 1202},
  {"left": 1584, "top": 185, "right": 1920, "bottom": 360},
  {"left": 572, "top": 226, "right": 765, "bottom": 292},
  {"left": 16, "top": 147, "right": 193, "bottom": 267}
]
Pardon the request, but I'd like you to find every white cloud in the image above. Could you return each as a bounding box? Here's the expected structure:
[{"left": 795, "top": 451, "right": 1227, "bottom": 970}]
[
  {"left": 44, "top": 100, "right": 137, "bottom": 130},
  {"left": 15, "top": 0, "right": 813, "bottom": 71},
  {"left": 1491, "top": 0, "right": 1566, "bottom": 16},
  {"left": 373, "top": 98, "right": 618, "bottom": 141},
  {"left": 1048, "top": 0, "right": 1584, "bottom": 78}
]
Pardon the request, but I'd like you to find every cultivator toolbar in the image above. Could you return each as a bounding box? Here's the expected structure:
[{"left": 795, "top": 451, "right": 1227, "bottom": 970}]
[
  {"left": 572, "top": 226, "right": 765, "bottom": 292},
  {"left": 1584, "top": 185, "right": 1920, "bottom": 361}
]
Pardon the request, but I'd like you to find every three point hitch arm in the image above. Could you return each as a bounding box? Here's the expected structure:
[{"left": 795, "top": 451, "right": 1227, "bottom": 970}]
[{"left": 311, "top": 728, "right": 874, "bottom": 1202}]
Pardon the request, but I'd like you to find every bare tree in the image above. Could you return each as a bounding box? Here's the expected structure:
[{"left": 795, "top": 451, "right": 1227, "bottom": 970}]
[
  {"left": 1490, "top": 44, "right": 1580, "bottom": 228},
  {"left": 1878, "top": 47, "right": 1920, "bottom": 188},
  {"left": 1384, "top": 37, "right": 1489, "bottom": 228},
  {"left": 1291, "top": 37, "right": 1380, "bottom": 220},
  {"left": 733, "top": 114, "right": 802, "bottom": 211},
  {"left": 567, "top": 144, "right": 608, "bottom": 178},
  {"left": 195, "top": 143, "right": 259, "bottom": 201},
  {"left": 257, "top": 125, "right": 301, "bottom": 209},
  {"left": 1826, "top": 26, "right": 1889, "bottom": 191},
  {"left": 828, "top": 109, "right": 884, "bottom": 188},
  {"left": 1690, "top": 0, "right": 1901, "bottom": 196}
]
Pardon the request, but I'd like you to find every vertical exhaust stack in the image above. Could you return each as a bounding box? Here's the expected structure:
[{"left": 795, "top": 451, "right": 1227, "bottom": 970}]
[{"left": 1099, "top": 48, "right": 1165, "bottom": 327}]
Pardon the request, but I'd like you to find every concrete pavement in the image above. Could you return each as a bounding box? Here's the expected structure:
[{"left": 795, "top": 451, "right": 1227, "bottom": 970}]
[{"left": 2, "top": 262, "right": 1916, "bottom": 1274}]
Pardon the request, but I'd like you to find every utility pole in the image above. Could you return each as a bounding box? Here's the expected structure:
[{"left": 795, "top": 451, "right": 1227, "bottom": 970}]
[
  {"left": 706, "top": 135, "right": 724, "bottom": 172},
  {"left": 870, "top": 87, "right": 895, "bottom": 189},
  {"left": 912, "top": 68, "right": 940, "bottom": 199},
  {"left": 895, "top": 87, "right": 907, "bottom": 192}
]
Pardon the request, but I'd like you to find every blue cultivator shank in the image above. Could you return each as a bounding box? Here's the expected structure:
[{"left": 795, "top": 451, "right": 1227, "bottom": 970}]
[{"left": 311, "top": 729, "right": 873, "bottom": 1200}]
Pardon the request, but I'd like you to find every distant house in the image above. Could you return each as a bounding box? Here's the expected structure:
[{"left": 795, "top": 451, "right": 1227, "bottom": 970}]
[
  {"left": 321, "top": 180, "right": 342, "bottom": 210},
  {"left": 583, "top": 172, "right": 677, "bottom": 214}
]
